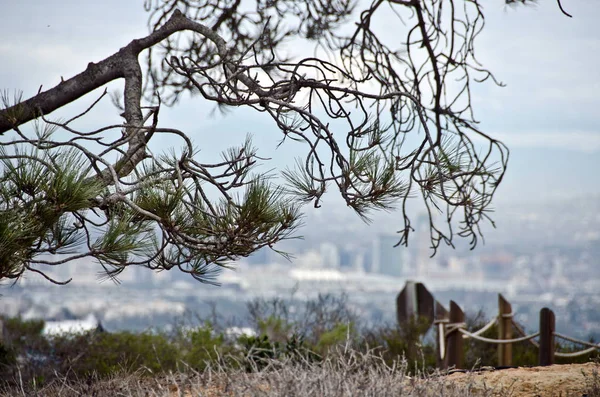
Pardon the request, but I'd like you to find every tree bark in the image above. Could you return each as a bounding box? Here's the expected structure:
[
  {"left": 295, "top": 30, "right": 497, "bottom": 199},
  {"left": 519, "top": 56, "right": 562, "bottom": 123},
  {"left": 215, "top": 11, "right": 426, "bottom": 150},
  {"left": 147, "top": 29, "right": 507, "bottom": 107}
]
[{"left": 0, "top": 10, "right": 220, "bottom": 135}]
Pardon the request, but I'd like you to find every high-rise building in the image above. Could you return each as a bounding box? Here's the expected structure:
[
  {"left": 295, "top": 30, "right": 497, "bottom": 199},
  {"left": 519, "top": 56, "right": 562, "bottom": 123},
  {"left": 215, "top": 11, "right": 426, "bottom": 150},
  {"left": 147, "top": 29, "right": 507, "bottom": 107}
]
[
  {"left": 372, "top": 234, "right": 406, "bottom": 277},
  {"left": 319, "top": 242, "right": 340, "bottom": 268},
  {"left": 338, "top": 247, "right": 353, "bottom": 269},
  {"left": 415, "top": 213, "right": 431, "bottom": 277},
  {"left": 361, "top": 246, "right": 373, "bottom": 273}
]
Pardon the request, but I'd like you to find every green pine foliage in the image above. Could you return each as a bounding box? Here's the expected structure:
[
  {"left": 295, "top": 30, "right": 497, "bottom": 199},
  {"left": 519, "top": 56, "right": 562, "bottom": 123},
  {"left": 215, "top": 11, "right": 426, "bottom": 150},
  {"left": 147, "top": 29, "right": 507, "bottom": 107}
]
[
  {"left": 0, "top": 145, "right": 104, "bottom": 280},
  {"left": 0, "top": 119, "right": 304, "bottom": 284}
]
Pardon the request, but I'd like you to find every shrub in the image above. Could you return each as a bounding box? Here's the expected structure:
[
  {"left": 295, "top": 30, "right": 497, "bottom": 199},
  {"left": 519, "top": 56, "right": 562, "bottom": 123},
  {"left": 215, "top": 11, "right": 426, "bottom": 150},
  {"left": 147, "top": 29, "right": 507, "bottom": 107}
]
[
  {"left": 179, "top": 323, "right": 227, "bottom": 371},
  {"left": 63, "top": 331, "right": 179, "bottom": 376},
  {"left": 257, "top": 315, "right": 292, "bottom": 344},
  {"left": 315, "top": 322, "right": 356, "bottom": 355},
  {"left": 1, "top": 316, "right": 49, "bottom": 356},
  {"left": 0, "top": 316, "right": 50, "bottom": 384},
  {"left": 361, "top": 320, "right": 436, "bottom": 374}
]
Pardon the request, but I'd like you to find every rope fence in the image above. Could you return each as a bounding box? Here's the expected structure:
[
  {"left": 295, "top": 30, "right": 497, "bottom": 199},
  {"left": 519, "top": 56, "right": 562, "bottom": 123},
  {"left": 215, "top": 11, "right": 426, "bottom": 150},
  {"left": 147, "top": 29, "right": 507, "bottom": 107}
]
[
  {"left": 553, "top": 333, "right": 600, "bottom": 358},
  {"left": 462, "top": 317, "right": 497, "bottom": 339},
  {"left": 396, "top": 281, "right": 599, "bottom": 370},
  {"left": 438, "top": 304, "right": 599, "bottom": 368}
]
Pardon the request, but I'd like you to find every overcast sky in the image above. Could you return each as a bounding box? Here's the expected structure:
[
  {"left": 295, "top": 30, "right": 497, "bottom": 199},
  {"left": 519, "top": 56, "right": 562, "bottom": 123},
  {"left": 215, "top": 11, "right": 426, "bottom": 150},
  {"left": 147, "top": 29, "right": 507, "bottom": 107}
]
[{"left": 1, "top": 0, "right": 599, "bottom": 206}]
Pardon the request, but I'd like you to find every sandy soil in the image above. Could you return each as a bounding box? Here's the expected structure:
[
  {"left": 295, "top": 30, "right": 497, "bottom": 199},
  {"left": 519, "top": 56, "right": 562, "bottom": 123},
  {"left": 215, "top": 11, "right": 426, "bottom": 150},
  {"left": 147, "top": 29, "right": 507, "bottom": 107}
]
[{"left": 442, "top": 362, "right": 599, "bottom": 397}]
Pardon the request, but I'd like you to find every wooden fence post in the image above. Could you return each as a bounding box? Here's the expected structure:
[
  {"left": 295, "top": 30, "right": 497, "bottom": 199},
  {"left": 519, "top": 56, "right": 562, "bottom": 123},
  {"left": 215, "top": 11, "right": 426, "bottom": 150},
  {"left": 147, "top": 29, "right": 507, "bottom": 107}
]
[
  {"left": 416, "top": 283, "right": 435, "bottom": 323},
  {"left": 539, "top": 307, "right": 555, "bottom": 366},
  {"left": 396, "top": 281, "right": 435, "bottom": 328},
  {"left": 445, "top": 300, "right": 464, "bottom": 369},
  {"left": 397, "top": 282, "right": 436, "bottom": 362},
  {"left": 396, "top": 281, "right": 417, "bottom": 326},
  {"left": 498, "top": 294, "right": 512, "bottom": 367}
]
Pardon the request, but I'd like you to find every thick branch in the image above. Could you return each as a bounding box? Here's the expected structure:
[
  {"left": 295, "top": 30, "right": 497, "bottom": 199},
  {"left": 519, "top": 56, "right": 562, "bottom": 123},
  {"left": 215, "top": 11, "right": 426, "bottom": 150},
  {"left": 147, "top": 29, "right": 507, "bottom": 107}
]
[
  {"left": 0, "top": 9, "right": 210, "bottom": 135},
  {"left": 0, "top": 55, "right": 124, "bottom": 134}
]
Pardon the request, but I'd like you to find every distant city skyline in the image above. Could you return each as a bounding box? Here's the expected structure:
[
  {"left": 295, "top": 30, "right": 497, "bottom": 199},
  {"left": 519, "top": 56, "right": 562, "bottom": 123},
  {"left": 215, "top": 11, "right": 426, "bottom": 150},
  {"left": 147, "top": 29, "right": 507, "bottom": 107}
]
[
  {"left": 5, "top": 192, "right": 599, "bottom": 342},
  {"left": 11, "top": 192, "right": 598, "bottom": 286}
]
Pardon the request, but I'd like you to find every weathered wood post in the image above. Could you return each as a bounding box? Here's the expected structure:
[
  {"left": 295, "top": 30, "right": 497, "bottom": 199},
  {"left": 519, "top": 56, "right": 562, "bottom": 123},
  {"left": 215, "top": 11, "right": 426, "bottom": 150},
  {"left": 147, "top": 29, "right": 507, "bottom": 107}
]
[
  {"left": 539, "top": 307, "right": 555, "bottom": 366},
  {"left": 396, "top": 282, "right": 435, "bottom": 363},
  {"left": 396, "top": 281, "right": 418, "bottom": 325},
  {"left": 435, "top": 300, "right": 449, "bottom": 369},
  {"left": 397, "top": 281, "right": 418, "bottom": 361},
  {"left": 498, "top": 294, "right": 513, "bottom": 367},
  {"left": 445, "top": 300, "right": 465, "bottom": 369},
  {"left": 396, "top": 281, "right": 435, "bottom": 326},
  {"left": 416, "top": 283, "right": 435, "bottom": 321}
]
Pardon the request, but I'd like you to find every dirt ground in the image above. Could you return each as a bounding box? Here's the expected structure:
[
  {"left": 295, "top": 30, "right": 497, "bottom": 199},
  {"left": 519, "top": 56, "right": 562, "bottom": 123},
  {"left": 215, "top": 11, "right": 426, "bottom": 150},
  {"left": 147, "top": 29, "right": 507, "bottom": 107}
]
[{"left": 442, "top": 362, "right": 599, "bottom": 397}]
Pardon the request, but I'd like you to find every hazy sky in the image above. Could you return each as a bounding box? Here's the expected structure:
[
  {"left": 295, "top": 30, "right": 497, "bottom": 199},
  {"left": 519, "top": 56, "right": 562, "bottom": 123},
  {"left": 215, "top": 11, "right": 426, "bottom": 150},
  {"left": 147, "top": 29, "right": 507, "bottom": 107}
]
[{"left": 1, "top": 0, "right": 599, "bottom": 207}]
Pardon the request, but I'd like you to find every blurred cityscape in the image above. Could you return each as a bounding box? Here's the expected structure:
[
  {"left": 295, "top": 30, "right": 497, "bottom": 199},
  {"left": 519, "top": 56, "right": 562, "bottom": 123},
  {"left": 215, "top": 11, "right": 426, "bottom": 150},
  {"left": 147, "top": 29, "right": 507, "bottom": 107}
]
[{"left": 1, "top": 194, "right": 599, "bottom": 341}]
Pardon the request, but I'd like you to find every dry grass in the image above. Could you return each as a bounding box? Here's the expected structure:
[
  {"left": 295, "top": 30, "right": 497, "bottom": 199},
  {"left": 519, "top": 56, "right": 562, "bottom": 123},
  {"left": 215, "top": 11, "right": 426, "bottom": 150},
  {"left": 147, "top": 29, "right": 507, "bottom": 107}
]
[
  {"left": 3, "top": 349, "right": 599, "bottom": 396},
  {"left": 1, "top": 347, "right": 505, "bottom": 397}
]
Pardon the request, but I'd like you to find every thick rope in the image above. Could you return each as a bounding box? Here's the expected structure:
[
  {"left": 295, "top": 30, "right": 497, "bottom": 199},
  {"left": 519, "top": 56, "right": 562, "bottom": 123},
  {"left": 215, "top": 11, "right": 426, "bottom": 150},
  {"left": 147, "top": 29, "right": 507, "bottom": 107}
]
[
  {"left": 553, "top": 332, "right": 600, "bottom": 349},
  {"left": 553, "top": 332, "right": 600, "bottom": 358},
  {"left": 458, "top": 328, "right": 540, "bottom": 344},
  {"left": 444, "top": 322, "right": 467, "bottom": 338},
  {"left": 555, "top": 347, "right": 599, "bottom": 358},
  {"left": 461, "top": 317, "right": 498, "bottom": 339}
]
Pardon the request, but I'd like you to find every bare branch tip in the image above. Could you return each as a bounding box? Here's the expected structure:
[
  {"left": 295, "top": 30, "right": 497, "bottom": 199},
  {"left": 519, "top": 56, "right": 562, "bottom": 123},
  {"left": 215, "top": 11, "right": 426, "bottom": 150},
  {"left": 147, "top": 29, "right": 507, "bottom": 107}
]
[{"left": 556, "top": 0, "right": 573, "bottom": 17}]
